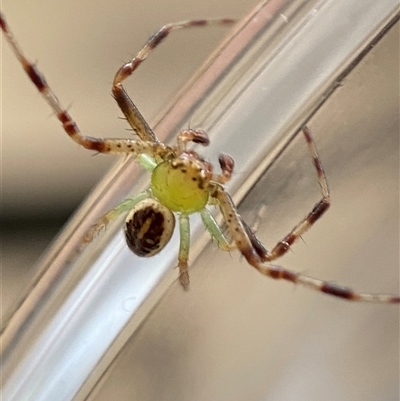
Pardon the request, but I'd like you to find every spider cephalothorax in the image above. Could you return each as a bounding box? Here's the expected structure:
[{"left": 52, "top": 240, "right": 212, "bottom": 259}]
[
  {"left": 151, "top": 150, "right": 214, "bottom": 214},
  {"left": 123, "top": 129, "right": 232, "bottom": 261},
  {"left": 2, "top": 11, "right": 399, "bottom": 302}
]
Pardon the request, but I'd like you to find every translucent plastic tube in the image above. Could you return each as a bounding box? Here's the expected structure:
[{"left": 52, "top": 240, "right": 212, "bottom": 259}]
[{"left": 1, "top": 1, "right": 399, "bottom": 400}]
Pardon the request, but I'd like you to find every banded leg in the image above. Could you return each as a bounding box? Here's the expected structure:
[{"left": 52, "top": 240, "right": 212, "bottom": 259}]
[
  {"left": 230, "top": 126, "right": 330, "bottom": 261},
  {"left": 82, "top": 191, "right": 150, "bottom": 246},
  {"left": 264, "top": 126, "right": 330, "bottom": 261},
  {"left": 112, "top": 18, "right": 236, "bottom": 141},
  {"left": 178, "top": 214, "right": 191, "bottom": 289},
  {"left": 212, "top": 183, "right": 399, "bottom": 303},
  {"left": 0, "top": 13, "right": 163, "bottom": 155}
]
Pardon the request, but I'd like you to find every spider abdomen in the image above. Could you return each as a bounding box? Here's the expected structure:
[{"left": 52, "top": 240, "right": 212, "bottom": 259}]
[
  {"left": 151, "top": 159, "right": 210, "bottom": 214},
  {"left": 124, "top": 198, "right": 175, "bottom": 257}
]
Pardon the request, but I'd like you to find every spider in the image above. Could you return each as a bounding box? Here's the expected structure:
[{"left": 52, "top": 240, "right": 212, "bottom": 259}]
[{"left": 2, "top": 12, "right": 399, "bottom": 303}]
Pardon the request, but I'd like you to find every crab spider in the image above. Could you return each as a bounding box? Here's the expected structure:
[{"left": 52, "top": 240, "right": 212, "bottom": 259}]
[{"left": 2, "top": 12, "right": 399, "bottom": 303}]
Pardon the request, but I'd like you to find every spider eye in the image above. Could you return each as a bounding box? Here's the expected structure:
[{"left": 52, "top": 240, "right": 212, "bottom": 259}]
[{"left": 124, "top": 199, "right": 175, "bottom": 257}]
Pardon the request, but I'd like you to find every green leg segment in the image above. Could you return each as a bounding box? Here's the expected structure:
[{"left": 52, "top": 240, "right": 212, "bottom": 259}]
[
  {"left": 178, "top": 213, "right": 190, "bottom": 289},
  {"left": 200, "top": 208, "right": 236, "bottom": 252},
  {"left": 83, "top": 190, "right": 150, "bottom": 245}
]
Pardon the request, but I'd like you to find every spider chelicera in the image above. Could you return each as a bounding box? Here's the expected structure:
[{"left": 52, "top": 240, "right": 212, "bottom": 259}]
[{"left": 2, "top": 12, "right": 399, "bottom": 303}]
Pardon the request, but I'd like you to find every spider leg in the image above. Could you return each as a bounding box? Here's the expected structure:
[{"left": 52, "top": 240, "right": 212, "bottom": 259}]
[
  {"left": 215, "top": 126, "right": 330, "bottom": 268},
  {"left": 0, "top": 13, "right": 169, "bottom": 157},
  {"left": 264, "top": 126, "right": 330, "bottom": 261},
  {"left": 112, "top": 18, "right": 236, "bottom": 142},
  {"left": 82, "top": 191, "right": 150, "bottom": 247},
  {"left": 178, "top": 214, "right": 191, "bottom": 289},
  {"left": 200, "top": 208, "right": 236, "bottom": 251},
  {"left": 212, "top": 183, "right": 399, "bottom": 303}
]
